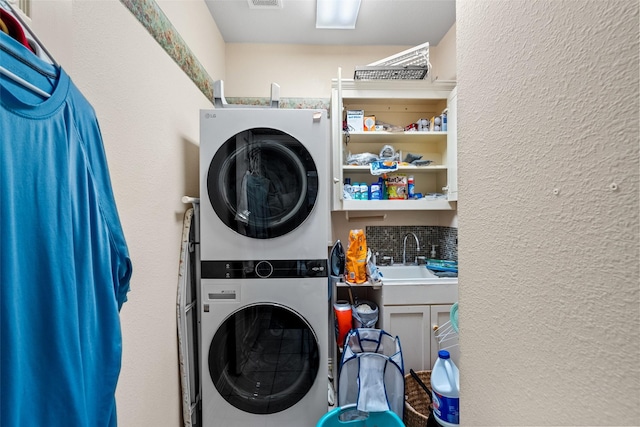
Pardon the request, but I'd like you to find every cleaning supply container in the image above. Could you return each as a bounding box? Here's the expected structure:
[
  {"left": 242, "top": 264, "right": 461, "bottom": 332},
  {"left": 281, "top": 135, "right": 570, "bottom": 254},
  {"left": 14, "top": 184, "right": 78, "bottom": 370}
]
[
  {"left": 351, "top": 183, "right": 361, "bottom": 200},
  {"left": 317, "top": 404, "right": 404, "bottom": 427},
  {"left": 359, "top": 182, "right": 369, "bottom": 200},
  {"left": 430, "top": 350, "right": 459, "bottom": 426},
  {"left": 370, "top": 181, "right": 382, "bottom": 200},
  {"left": 333, "top": 300, "right": 352, "bottom": 350},
  {"left": 408, "top": 176, "right": 415, "bottom": 198}
]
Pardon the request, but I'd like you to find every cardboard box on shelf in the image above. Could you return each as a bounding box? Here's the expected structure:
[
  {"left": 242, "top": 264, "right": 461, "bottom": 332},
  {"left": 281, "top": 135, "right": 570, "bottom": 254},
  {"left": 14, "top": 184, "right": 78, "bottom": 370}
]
[{"left": 346, "top": 110, "right": 364, "bottom": 132}]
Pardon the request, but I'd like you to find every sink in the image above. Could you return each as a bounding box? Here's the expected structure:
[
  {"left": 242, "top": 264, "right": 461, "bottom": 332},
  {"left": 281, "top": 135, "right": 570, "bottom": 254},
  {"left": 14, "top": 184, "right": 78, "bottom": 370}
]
[
  {"left": 377, "top": 265, "right": 438, "bottom": 283},
  {"left": 377, "top": 264, "right": 458, "bottom": 303}
]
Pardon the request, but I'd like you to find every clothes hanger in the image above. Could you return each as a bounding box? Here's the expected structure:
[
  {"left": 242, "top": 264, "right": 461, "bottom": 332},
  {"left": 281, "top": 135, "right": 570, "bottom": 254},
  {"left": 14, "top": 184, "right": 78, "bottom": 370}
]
[
  {"left": 0, "top": 0, "right": 58, "bottom": 98},
  {"left": 0, "top": 66, "right": 51, "bottom": 98},
  {"left": 0, "top": 17, "right": 9, "bottom": 34},
  {"left": 0, "top": 8, "right": 32, "bottom": 52},
  {"left": 0, "top": 0, "right": 58, "bottom": 67},
  {"left": 0, "top": 28, "right": 52, "bottom": 98}
]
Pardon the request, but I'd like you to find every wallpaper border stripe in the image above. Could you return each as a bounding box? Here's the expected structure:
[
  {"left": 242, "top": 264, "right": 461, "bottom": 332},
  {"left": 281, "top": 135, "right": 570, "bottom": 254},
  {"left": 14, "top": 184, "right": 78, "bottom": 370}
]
[
  {"left": 119, "top": 0, "right": 329, "bottom": 110},
  {"left": 120, "top": 0, "right": 214, "bottom": 101}
]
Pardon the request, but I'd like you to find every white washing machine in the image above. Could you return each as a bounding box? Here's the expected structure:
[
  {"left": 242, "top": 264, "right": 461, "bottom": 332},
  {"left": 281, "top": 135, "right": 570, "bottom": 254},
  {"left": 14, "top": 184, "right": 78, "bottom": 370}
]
[
  {"left": 199, "top": 108, "right": 330, "bottom": 261},
  {"left": 198, "top": 105, "right": 330, "bottom": 426},
  {"left": 200, "top": 274, "right": 328, "bottom": 427}
]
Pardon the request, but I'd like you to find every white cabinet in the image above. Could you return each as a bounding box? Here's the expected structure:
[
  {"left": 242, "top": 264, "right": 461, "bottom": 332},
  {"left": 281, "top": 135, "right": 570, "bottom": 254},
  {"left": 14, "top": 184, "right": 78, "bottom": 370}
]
[
  {"left": 382, "top": 305, "right": 431, "bottom": 371},
  {"left": 380, "top": 279, "right": 458, "bottom": 371},
  {"left": 382, "top": 303, "right": 458, "bottom": 372},
  {"left": 331, "top": 79, "right": 457, "bottom": 211}
]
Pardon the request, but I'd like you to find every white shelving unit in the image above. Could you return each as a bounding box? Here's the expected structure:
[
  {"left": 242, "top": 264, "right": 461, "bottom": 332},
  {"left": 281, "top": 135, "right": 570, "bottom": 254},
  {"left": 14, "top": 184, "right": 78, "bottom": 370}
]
[{"left": 331, "top": 78, "right": 457, "bottom": 212}]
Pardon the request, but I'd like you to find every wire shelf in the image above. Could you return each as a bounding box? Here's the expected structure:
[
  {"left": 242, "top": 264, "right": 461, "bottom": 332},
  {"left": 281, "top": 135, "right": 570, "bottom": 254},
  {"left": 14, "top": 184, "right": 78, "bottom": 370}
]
[
  {"left": 354, "top": 66, "right": 428, "bottom": 80},
  {"left": 353, "top": 42, "right": 430, "bottom": 80}
]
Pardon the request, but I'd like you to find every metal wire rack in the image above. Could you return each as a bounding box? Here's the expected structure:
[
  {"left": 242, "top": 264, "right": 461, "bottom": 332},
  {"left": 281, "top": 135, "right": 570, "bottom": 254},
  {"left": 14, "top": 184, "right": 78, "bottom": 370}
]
[{"left": 354, "top": 42, "right": 431, "bottom": 80}]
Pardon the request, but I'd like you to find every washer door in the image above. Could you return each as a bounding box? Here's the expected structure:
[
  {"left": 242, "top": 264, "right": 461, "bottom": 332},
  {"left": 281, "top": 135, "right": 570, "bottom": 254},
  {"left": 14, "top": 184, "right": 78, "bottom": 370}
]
[
  {"left": 207, "top": 128, "right": 319, "bottom": 239},
  {"left": 208, "top": 303, "right": 320, "bottom": 414}
]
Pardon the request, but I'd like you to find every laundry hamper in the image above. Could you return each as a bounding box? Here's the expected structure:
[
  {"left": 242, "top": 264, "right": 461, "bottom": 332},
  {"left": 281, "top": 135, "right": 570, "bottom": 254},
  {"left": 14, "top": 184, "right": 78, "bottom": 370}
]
[
  {"left": 338, "top": 329, "right": 405, "bottom": 418},
  {"left": 404, "top": 370, "right": 432, "bottom": 427}
]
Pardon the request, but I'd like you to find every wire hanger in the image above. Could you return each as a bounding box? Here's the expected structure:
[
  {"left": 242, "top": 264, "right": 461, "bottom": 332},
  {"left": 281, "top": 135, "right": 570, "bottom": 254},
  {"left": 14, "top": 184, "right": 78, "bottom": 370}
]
[
  {"left": 0, "top": 0, "right": 57, "bottom": 67},
  {"left": 0, "top": 0, "right": 58, "bottom": 98}
]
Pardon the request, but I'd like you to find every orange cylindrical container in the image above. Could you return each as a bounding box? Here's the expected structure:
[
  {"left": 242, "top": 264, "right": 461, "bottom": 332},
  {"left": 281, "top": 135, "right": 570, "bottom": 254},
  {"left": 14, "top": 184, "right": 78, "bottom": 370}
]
[{"left": 333, "top": 300, "right": 352, "bottom": 350}]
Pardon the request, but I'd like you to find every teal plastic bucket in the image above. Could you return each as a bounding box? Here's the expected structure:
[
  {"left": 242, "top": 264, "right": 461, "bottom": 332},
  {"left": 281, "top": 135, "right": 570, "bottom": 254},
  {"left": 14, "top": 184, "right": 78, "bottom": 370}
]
[{"left": 317, "top": 404, "right": 404, "bottom": 427}]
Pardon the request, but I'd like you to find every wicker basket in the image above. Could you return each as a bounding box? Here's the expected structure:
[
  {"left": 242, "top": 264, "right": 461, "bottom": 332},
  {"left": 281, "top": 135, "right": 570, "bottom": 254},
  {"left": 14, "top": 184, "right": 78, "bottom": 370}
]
[{"left": 404, "top": 370, "right": 433, "bottom": 427}]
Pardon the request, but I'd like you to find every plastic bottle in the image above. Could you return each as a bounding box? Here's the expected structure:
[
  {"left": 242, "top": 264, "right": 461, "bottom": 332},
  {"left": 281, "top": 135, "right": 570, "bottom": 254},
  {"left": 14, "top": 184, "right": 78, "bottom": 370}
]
[
  {"left": 351, "top": 183, "right": 361, "bottom": 200},
  {"left": 370, "top": 181, "right": 382, "bottom": 200},
  {"left": 360, "top": 183, "right": 369, "bottom": 200},
  {"left": 408, "top": 176, "right": 415, "bottom": 198},
  {"left": 343, "top": 178, "right": 352, "bottom": 200},
  {"left": 431, "top": 350, "right": 459, "bottom": 427},
  {"left": 381, "top": 175, "right": 388, "bottom": 200}
]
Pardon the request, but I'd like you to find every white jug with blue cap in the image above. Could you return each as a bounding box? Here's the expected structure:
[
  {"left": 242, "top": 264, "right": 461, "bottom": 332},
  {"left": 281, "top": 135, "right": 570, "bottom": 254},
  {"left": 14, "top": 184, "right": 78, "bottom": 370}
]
[{"left": 431, "top": 349, "right": 460, "bottom": 426}]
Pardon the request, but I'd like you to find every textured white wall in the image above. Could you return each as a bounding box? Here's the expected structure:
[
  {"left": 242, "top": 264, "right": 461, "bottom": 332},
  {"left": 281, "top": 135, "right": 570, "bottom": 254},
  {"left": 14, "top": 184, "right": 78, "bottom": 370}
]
[
  {"left": 457, "top": 0, "right": 639, "bottom": 425},
  {"left": 30, "top": 1, "right": 225, "bottom": 426}
]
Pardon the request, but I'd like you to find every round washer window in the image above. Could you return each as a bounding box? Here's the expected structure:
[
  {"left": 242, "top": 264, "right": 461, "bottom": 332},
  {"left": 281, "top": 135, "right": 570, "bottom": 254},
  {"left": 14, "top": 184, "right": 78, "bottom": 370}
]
[
  {"left": 207, "top": 128, "right": 319, "bottom": 239},
  {"left": 208, "top": 304, "right": 320, "bottom": 414}
]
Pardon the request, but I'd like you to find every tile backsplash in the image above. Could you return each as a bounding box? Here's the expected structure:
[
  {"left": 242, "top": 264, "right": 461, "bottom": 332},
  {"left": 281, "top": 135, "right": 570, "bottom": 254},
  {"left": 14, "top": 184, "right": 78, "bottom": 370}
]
[{"left": 365, "top": 226, "right": 457, "bottom": 264}]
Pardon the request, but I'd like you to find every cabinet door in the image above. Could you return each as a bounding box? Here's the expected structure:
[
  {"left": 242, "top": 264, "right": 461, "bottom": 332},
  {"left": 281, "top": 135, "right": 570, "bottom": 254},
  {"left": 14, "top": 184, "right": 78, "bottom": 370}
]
[
  {"left": 331, "top": 88, "right": 345, "bottom": 211},
  {"left": 445, "top": 87, "right": 458, "bottom": 201},
  {"left": 430, "top": 304, "right": 460, "bottom": 368},
  {"left": 382, "top": 305, "right": 431, "bottom": 372}
]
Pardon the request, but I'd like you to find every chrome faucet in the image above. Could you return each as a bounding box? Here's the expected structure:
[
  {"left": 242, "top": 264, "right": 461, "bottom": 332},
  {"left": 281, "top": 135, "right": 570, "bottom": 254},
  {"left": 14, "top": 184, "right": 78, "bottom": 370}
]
[{"left": 402, "top": 232, "right": 421, "bottom": 265}]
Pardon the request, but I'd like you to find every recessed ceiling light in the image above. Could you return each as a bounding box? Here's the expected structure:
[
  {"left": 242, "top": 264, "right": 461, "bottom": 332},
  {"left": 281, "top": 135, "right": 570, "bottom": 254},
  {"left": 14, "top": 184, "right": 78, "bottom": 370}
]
[{"left": 316, "top": 0, "right": 361, "bottom": 29}]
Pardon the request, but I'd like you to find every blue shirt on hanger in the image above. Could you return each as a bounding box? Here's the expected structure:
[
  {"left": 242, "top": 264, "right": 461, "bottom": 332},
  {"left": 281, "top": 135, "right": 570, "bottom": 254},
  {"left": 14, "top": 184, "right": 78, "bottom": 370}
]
[{"left": 1, "top": 32, "right": 132, "bottom": 426}]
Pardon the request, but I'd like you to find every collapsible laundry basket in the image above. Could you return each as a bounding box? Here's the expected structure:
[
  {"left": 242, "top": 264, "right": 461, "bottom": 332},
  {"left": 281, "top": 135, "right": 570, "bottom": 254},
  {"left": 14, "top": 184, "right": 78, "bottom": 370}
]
[
  {"left": 338, "top": 329, "right": 405, "bottom": 419},
  {"left": 317, "top": 404, "right": 405, "bottom": 427}
]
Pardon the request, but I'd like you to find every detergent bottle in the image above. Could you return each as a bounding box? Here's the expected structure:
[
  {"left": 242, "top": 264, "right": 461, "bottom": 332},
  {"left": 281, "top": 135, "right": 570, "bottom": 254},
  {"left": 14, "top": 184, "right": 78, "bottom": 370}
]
[{"left": 430, "top": 350, "right": 459, "bottom": 426}]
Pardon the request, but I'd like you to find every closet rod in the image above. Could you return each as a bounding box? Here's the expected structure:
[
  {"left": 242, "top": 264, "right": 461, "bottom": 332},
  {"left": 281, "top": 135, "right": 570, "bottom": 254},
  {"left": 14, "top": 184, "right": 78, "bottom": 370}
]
[{"left": 0, "top": 0, "right": 58, "bottom": 67}]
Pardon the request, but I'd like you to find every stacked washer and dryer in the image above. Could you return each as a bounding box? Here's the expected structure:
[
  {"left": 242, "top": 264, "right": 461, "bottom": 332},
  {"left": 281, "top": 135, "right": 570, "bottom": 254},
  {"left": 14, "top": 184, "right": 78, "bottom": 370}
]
[{"left": 198, "top": 93, "right": 330, "bottom": 427}]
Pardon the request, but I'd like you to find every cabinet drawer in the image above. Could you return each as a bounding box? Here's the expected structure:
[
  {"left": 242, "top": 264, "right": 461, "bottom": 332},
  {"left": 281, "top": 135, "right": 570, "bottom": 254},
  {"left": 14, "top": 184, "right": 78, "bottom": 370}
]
[{"left": 381, "top": 282, "right": 458, "bottom": 306}]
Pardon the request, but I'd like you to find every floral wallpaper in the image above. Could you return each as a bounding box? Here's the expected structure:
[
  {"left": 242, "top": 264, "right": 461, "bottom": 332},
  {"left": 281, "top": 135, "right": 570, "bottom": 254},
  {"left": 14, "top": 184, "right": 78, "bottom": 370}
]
[{"left": 119, "top": 0, "right": 329, "bottom": 110}]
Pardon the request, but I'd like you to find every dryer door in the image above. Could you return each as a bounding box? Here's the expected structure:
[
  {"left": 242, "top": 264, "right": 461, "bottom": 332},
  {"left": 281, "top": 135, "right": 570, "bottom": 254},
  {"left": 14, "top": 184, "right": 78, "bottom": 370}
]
[
  {"left": 208, "top": 303, "right": 320, "bottom": 414},
  {"left": 207, "top": 128, "right": 318, "bottom": 239}
]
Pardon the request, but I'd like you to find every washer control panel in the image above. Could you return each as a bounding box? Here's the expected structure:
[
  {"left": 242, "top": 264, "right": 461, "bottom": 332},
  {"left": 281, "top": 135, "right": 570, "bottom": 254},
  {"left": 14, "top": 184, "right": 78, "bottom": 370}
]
[
  {"left": 255, "top": 261, "right": 274, "bottom": 278},
  {"left": 201, "top": 259, "right": 328, "bottom": 279}
]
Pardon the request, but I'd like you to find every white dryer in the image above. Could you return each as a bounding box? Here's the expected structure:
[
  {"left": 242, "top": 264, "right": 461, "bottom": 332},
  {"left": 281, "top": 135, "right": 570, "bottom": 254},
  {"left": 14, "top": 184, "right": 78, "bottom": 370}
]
[
  {"left": 200, "top": 272, "right": 328, "bottom": 427},
  {"left": 198, "top": 104, "right": 331, "bottom": 426},
  {"left": 199, "top": 108, "right": 329, "bottom": 261}
]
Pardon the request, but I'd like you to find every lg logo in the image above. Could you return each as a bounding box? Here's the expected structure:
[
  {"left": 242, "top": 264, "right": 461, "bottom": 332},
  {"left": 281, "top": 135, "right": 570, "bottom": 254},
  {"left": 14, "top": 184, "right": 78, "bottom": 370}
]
[{"left": 204, "top": 113, "right": 217, "bottom": 119}]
